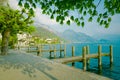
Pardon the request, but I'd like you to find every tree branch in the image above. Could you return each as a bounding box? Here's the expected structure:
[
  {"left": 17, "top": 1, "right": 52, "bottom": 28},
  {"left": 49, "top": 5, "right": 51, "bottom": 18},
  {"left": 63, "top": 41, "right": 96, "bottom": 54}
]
[{"left": 96, "top": 0, "right": 101, "bottom": 8}]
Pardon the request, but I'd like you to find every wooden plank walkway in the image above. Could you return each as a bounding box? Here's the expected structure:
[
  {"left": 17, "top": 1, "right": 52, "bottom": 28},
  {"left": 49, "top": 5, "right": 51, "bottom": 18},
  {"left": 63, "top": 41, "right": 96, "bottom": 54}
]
[
  {"left": 53, "top": 53, "right": 110, "bottom": 64},
  {"left": 23, "top": 44, "right": 113, "bottom": 71},
  {"left": 52, "top": 45, "right": 113, "bottom": 71}
]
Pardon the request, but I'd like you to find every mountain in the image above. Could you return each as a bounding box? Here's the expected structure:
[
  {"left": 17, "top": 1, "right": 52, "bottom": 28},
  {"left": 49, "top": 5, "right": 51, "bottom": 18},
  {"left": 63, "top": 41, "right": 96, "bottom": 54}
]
[
  {"left": 93, "top": 34, "right": 120, "bottom": 43},
  {"left": 57, "top": 29, "right": 96, "bottom": 43},
  {"left": 32, "top": 26, "right": 59, "bottom": 39}
]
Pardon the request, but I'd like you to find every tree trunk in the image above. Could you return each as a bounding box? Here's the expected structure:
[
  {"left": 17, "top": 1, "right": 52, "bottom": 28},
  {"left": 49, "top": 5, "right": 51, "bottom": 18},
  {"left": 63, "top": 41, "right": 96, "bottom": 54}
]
[{"left": 1, "top": 29, "right": 10, "bottom": 55}]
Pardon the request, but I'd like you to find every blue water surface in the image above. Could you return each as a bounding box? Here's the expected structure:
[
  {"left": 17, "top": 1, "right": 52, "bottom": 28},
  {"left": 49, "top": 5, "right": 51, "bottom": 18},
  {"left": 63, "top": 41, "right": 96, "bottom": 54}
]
[{"left": 65, "top": 42, "right": 120, "bottom": 80}]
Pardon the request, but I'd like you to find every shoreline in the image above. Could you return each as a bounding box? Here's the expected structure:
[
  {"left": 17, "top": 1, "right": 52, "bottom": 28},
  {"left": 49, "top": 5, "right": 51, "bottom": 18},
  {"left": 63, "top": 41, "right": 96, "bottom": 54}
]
[{"left": 0, "top": 50, "right": 112, "bottom": 80}]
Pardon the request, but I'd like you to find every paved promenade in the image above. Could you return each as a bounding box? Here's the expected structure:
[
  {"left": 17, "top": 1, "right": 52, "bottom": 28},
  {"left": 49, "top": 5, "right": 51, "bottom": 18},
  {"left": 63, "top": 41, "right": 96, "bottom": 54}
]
[{"left": 0, "top": 50, "right": 112, "bottom": 80}]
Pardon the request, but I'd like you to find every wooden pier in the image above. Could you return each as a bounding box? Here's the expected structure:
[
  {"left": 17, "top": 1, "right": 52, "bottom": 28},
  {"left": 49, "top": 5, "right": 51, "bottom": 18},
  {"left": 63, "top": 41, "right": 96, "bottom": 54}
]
[
  {"left": 53, "top": 45, "right": 113, "bottom": 71},
  {"left": 27, "top": 44, "right": 66, "bottom": 58}
]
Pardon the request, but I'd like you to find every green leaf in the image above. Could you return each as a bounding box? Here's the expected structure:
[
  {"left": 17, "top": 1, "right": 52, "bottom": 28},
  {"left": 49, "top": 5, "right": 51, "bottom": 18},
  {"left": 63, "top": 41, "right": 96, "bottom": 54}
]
[
  {"left": 99, "top": 14, "right": 102, "bottom": 18},
  {"left": 29, "top": 8, "right": 34, "bottom": 15},
  {"left": 56, "top": 16, "right": 60, "bottom": 22},
  {"left": 35, "top": 0, "right": 38, "bottom": 3},
  {"left": 93, "top": 10, "right": 98, "bottom": 16},
  {"left": 81, "top": 22, "right": 84, "bottom": 27},
  {"left": 111, "top": 10, "right": 114, "bottom": 15},
  {"left": 88, "top": 17, "right": 92, "bottom": 22},
  {"left": 66, "top": 20, "right": 70, "bottom": 25},
  {"left": 61, "top": 16, "right": 65, "bottom": 21},
  {"left": 64, "top": 11, "right": 68, "bottom": 16},
  {"left": 105, "top": 23, "right": 109, "bottom": 28},
  {"left": 18, "top": 1, "right": 22, "bottom": 7},
  {"left": 24, "top": 2, "right": 29, "bottom": 9},
  {"left": 79, "top": 7, "right": 83, "bottom": 13},
  {"left": 28, "top": 0, "right": 32, "bottom": 3},
  {"left": 42, "top": 10, "right": 46, "bottom": 14},
  {"left": 32, "top": 3, "right": 36, "bottom": 8},
  {"left": 97, "top": 17, "right": 100, "bottom": 22},
  {"left": 103, "top": 15, "right": 108, "bottom": 18},
  {"left": 46, "top": 11, "right": 50, "bottom": 15},
  {"left": 75, "top": 18, "right": 78, "bottom": 23},
  {"left": 77, "top": 22, "right": 80, "bottom": 26},
  {"left": 80, "top": 16, "right": 84, "bottom": 20},
  {"left": 104, "top": 21, "right": 107, "bottom": 24},
  {"left": 83, "top": 11, "right": 86, "bottom": 16},
  {"left": 50, "top": 15, "right": 54, "bottom": 19},
  {"left": 88, "top": 9, "right": 92, "bottom": 14},
  {"left": 22, "top": 8, "right": 26, "bottom": 12},
  {"left": 70, "top": 16, "right": 74, "bottom": 21},
  {"left": 100, "top": 20, "right": 103, "bottom": 25},
  {"left": 60, "top": 20, "right": 63, "bottom": 25},
  {"left": 49, "top": 9, "right": 52, "bottom": 13},
  {"left": 103, "top": 12, "right": 107, "bottom": 16},
  {"left": 108, "top": 17, "right": 111, "bottom": 22}
]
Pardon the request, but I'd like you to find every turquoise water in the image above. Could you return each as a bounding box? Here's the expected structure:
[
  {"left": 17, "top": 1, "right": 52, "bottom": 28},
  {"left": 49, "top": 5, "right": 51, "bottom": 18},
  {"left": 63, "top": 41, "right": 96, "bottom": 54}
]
[
  {"left": 27, "top": 42, "right": 120, "bottom": 80},
  {"left": 65, "top": 42, "right": 120, "bottom": 80}
]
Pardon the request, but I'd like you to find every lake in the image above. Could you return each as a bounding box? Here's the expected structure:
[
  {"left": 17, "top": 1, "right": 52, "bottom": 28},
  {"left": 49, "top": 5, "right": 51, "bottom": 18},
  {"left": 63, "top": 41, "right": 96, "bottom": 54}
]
[
  {"left": 27, "top": 42, "right": 120, "bottom": 80},
  {"left": 64, "top": 42, "right": 120, "bottom": 80}
]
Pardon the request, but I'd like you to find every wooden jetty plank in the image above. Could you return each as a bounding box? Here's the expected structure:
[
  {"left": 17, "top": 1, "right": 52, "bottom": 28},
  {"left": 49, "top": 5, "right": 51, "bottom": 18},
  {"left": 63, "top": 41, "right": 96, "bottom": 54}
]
[
  {"left": 27, "top": 49, "right": 64, "bottom": 53},
  {"left": 53, "top": 53, "right": 110, "bottom": 64},
  {"left": 53, "top": 56, "right": 83, "bottom": 64}
]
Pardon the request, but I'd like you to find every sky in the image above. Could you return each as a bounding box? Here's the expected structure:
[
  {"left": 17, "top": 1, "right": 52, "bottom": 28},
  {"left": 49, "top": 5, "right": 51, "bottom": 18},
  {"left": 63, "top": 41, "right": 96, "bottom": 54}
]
[{"left": 9, "top": 0, "right": 120, "bottom": 36}]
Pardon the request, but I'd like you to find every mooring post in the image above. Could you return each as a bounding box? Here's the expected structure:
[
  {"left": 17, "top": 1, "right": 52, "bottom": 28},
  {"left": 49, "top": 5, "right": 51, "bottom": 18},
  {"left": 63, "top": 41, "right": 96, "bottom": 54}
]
[
  {"left": 40, "top": 45, "right": 42, "bottom": 56},
  {"left": 37, "top": 45, "right": 41, "bottom": 56},
  {"left": 98, "top": 45, "right": 102, "bottom": 70},
  {"left": 86, "top": 45, "right": 90, "bottom": 69},
  {"left": 64, "top": 44, "right": 66, "bottom": 57},
  {"left": 37, "top": 45, "right": 39, "bottom": 56},
  {"left": 28, "top": 46, "right": 30, "bottom": 53},
  {"left": 110, "top": 45, "right": 113, "bottom": 66},
  {"left": 49, "top": 44, "right": 52, "bottom": 58},
  {"left": 54, "top": 45, "right": 56, "bottom": 59},
  {"left": 82, "top": 46, "right": 87, "bottom": 71},
  {"left": 60, "top": 44, "right": 62, "bottom": 57},
  {"left": 72, "top": 46, "right": 75, "bottom": 66}
]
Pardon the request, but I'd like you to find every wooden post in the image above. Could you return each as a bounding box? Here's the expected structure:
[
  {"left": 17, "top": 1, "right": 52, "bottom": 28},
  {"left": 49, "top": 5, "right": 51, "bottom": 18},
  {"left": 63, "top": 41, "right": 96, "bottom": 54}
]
[
  {"left": 54, "top": 45, "right": 56, "bottom": 59},
  {"left": 49, "top": 44, "right": 52, "bottom": 58},
  {"left": 72, "top": 46, "right": 75, "bottom": 57},
  {"left": 28, "top": 46, "right": 30, "bottom": 53},
  {"left": 64, "top": 44, "right": 66, "bottom": 57},
  {"left": 86, "top": 46, "right": 90, "bottom": 69},
  {"left": 98, "top": 45, "right": 102, "bottom": 70},
  {"left": 40, "top": 45, "right": 42, "bottom": 56},
  {"left": 110, "top": 45, "right": 113, "bottom": 66},
  {"left": 82, "top": 46, "right": 87, "bottom": 71},
  {"left": 72, "top": 46, "right": 75, "bottom": 66},
  {"left": 37, "top": 46, "right": 39, "bottom": 56},
  {"left": 60, "top": 44, "right": 62, "bottom": 57},
  {"left": 37, "top": 45, "right": 42, "bottom": 56}
]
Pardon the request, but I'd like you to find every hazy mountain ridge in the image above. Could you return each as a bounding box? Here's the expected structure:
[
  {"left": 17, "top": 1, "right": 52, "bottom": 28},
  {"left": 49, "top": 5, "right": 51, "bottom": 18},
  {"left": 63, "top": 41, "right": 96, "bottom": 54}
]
[
  {"left": 33, "top": 24, "right": 59, "bottom": 39},
  {"left": 93, "top": 34, "right": 120, "bottom": 43},
  {"left": 57, "top": 29, "right": 97, "bottom": 43},
  {"left": 33, "top": 23, "right": 120, "bottom": 43}
]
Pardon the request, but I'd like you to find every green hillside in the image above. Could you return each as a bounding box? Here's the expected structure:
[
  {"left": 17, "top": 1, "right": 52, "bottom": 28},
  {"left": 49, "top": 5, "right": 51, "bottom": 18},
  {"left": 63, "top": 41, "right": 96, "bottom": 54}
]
[
  {"left": 32, "top": 27, "right": 59, "bottom": 38},
  {"left": 31, "top": 26, "right": 62, "bottom": 44}
]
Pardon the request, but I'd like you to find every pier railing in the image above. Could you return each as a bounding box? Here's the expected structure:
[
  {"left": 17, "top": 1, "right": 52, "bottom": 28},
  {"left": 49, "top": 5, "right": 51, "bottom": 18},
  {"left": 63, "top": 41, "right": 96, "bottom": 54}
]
[{"left": 26, "top": 44, "right": 66, "bottom": 58}]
